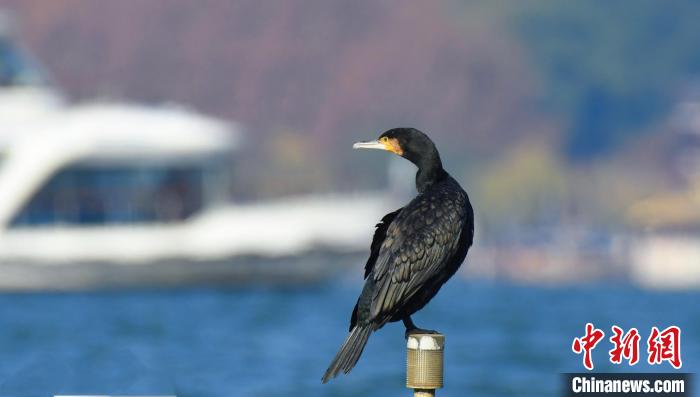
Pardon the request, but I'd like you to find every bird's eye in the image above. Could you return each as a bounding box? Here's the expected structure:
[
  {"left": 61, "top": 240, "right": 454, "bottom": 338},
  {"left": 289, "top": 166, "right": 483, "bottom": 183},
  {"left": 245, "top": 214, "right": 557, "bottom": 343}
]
[{"left": 380, "top": 137, "right": 388, "bottom": 143}]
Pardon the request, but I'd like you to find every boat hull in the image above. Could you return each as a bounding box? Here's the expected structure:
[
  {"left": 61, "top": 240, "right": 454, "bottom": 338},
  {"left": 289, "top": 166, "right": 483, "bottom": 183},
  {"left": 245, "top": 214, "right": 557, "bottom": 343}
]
[{"left": 0, "top": 251, "right": 363, "bottom": 291}]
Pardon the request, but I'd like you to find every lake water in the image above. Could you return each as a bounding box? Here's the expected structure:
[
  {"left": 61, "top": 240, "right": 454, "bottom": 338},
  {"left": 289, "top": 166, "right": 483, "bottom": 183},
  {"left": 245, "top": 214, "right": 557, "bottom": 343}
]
[{"left": 0, "top": 278, "right": 697, "bottom": 397}]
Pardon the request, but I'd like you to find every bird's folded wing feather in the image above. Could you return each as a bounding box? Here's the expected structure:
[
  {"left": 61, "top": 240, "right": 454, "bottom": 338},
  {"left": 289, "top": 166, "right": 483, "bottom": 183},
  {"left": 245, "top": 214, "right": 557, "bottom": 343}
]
[
  {"left": 364, "top": 208, "right": 402, "bottom": 279},
  {"left": 368, "top": 211, "right": 463, "bottom": 319}
]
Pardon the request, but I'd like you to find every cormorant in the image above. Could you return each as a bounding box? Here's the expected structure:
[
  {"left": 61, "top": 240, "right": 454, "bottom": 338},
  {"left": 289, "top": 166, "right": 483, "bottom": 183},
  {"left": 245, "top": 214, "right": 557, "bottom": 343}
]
[{"left": 322, "top": 128, "right": 474, "bottom": 383}]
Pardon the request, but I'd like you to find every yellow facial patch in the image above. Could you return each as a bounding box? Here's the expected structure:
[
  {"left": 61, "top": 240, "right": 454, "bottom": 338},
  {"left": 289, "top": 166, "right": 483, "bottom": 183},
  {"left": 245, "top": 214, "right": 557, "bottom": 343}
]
[{"left": 380, "top": 136, "right": 403, "bottom": 156}]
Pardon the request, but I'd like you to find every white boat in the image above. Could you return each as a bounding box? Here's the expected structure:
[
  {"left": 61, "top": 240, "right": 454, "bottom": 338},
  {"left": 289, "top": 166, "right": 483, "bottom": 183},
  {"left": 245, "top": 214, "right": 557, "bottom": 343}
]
[
  {"left": 0, "top": 23, "right": 391, "bottom": 289},
  {"left": 0, "top": 96, "right": 391, "bottom": 289}
]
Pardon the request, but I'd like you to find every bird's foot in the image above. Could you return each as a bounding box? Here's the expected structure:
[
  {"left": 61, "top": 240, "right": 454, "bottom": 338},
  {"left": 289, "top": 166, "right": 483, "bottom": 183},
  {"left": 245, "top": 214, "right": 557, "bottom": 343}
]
[{"left": 405, "top": 327, "right": 439, "bottom": 339}]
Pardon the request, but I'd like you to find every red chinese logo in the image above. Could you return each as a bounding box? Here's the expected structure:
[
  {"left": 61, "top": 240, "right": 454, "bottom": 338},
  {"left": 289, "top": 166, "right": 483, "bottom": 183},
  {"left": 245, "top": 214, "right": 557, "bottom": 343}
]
[
  {"left": 647, "top": 326, "right": 682, "bottom": 369},
  {"left": 573, "top": 324, "right": 682, "bottom": 370},
  {"left": 572, "top": 323, "right": 605, "bottom": 370},
  {"left": 609, "top": 326, "right": 640, "bottom": 365}
]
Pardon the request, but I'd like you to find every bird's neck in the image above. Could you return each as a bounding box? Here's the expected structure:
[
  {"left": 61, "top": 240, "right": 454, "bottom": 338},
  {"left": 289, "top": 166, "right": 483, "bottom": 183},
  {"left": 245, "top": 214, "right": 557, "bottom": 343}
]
[{"left": 415, "top": 152, "right": 446, "bottom": 193}]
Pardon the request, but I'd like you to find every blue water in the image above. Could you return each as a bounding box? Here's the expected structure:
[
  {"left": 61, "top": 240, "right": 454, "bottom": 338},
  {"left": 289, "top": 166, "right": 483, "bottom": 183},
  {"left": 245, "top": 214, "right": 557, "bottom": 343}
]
[{"left": 0, "top": 279, "right": 697, "bottom": 397}]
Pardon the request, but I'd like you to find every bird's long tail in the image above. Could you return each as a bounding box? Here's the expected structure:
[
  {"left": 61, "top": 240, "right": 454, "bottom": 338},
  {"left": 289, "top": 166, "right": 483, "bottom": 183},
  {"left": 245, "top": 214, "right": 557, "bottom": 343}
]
[{"left": 321, "top": 325, "right": 371, "bottom": 383}]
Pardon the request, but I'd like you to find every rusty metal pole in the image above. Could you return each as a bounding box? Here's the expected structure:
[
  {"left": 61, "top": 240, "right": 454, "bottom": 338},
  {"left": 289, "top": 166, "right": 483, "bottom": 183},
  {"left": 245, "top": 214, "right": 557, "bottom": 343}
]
[{"left": 406, "top": 333, "right": 444, "bottom": 397}]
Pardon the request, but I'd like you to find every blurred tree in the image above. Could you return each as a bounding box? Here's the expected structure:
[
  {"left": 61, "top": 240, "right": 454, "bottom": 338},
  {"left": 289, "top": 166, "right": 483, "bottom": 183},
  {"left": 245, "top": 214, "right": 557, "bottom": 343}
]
[
  {"left": 3, "top": 0, "right": 550, "bottom": 194},
  {"left": 513, "top": 0, "right": 700, "bottom": 159},
  {"left": 476, "top": 140, "right": 567, "bottom": 235}
]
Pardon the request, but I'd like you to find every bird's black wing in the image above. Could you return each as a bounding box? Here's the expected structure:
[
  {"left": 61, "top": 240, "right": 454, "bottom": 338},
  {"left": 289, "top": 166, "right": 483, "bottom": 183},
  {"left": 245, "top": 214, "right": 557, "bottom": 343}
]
[
  {"left": 350, "top": 207, "right": 402, "bottom": 330},
  {"left": 364, "top": 208, "right": 402, "bottom": 279},
  {"left": 368, "top": 190, "right": 468, "bottom": 321}
]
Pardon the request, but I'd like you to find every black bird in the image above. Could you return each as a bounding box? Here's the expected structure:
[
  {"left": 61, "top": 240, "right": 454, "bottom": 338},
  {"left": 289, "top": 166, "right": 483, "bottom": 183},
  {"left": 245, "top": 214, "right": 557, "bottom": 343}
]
[{"left": 322, "top": 128, "right": 474, "bottom": 383}]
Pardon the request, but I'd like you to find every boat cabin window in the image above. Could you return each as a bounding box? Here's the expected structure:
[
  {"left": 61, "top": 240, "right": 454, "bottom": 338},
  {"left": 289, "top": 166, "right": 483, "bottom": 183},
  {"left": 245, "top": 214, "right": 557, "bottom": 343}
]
[{"left": 11, "top": 164, "right": 210, "bottom": 226}]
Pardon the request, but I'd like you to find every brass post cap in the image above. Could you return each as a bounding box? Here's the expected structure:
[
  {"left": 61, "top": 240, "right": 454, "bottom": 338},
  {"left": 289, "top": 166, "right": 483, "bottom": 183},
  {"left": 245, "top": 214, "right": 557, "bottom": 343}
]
[{"left": 406, "top": 333, "right": 444, "bottom": 390}]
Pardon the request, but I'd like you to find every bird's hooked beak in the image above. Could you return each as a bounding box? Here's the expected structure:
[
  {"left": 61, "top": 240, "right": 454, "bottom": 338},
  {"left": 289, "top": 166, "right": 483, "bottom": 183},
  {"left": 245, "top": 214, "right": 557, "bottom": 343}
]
[
  {"left": 353, "top": 138, "right": 404, "bottom": 155},
  {"left": 352, "top": 140, "right": 386, "bottom": 150}
]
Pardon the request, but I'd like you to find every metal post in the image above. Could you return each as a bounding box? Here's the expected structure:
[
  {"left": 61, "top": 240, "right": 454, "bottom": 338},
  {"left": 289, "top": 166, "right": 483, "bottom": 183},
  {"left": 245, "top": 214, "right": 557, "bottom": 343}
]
[{"left": 406, "top": 333, "right": 444, "bottom": 397}]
